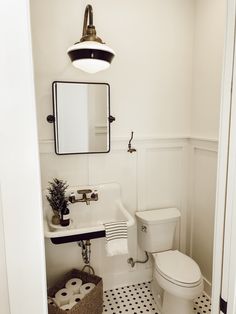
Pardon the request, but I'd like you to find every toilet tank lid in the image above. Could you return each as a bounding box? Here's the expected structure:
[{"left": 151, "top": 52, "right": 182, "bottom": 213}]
[{"left": 135, "top": 208, "right": 180, "bottom": 224}]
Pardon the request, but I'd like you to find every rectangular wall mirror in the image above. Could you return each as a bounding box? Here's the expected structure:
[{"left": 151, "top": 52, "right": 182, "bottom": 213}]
[{"left": 52, "top": 81, "right": 111, "bottom": 155}]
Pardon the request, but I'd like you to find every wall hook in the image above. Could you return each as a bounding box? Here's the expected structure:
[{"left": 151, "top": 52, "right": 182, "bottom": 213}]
[{"left": 127, "top": 131, "right": 136, "bottom": 153}]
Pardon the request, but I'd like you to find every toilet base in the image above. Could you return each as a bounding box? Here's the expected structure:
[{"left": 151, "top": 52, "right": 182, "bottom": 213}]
[
  {"left": 151, "top": 279, "right": 163, "bottom": 312},
  {"left": 162, "top": 291, "right": 194, "bottom": 314}
]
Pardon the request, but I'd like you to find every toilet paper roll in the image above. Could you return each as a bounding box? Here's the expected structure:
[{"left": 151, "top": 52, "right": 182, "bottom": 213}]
[
  {"left": 60, "top": 302, "right": 77, "bottom": 311},
  {"left": 65, "top": 278, "right": 82, "bottom": 294},
  {"left": 47, "top": 297, "right": 57, "bottom": 307},
  {"left": 80, "top": 283, "right": 96, "bottom": 295},
  {"left": 55, "top": 288, "right": 73, "bottom": 306},
  {"left": 70, "top": 293, "right": 85, "bottom": 304}
]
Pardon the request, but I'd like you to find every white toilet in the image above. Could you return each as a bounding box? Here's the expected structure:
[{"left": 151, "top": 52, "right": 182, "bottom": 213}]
[{"left": 136, "top": 208, "right": 203, "bottom": 314}]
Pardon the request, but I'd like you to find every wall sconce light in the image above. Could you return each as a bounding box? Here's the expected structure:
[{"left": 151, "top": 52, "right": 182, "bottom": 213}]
[{"left": 67, "top": 4, "right": 115, "bottom": 74}]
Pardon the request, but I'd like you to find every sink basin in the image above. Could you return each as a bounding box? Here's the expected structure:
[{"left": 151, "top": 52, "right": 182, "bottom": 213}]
[{"left": 43, "top": 183, "right": 134, "bottom": 242}]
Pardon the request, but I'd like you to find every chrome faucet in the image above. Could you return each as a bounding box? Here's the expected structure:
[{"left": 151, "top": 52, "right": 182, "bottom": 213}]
[
  {"left": 68, "top": 189, "right": 98, "bottom": 205},
  {"left": 77, "top": 189, "right": 92, "bottom": 205}
]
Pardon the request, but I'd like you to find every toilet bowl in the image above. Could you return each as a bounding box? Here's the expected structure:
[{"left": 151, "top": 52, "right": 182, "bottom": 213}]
[
  {"left": 136, "top": 208, "right": 204, "bottom": 314},
  {"left": 152, "top": 250, "right": 203, "bottom": 314}
]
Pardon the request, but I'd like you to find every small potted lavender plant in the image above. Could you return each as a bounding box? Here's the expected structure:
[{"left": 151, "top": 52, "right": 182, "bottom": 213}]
[{"left": 46, "top": 178, "right": 70, "bottom": 227}]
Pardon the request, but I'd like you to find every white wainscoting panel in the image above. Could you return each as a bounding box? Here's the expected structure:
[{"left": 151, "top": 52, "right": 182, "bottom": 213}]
[
  {"left": 39, "top": 137, "right": 217, "bottom": 292},
  {"left": 138, "top": 139, "right": 189, "bottom": 252},
  {"left": 189, "top": 138, "right": 218, "bottom": 296}
]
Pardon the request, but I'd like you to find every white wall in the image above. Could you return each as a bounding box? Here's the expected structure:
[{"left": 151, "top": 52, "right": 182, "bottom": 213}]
[
  {"left": 188, "top": 0, "right": 226, "bottom": 295},
  {"left": 30, "top": 0, "right": 195, "bottom": 288},
  {"left": 191, "top": 0, "right": 226, "bottom": 139},
  {"left": 31, "top": 0, "right": 194, "bottom": 286},
  {"left": 30, "top": 0, "right": 226, "bottom": 293},
  {"left": 0, "top": 190, "right": 10, "bottom": 314},
  {"left": 30, "top": 0, "right": 194, "bottom": 140},
  {"left": 0, "top": 1, "right": 47, "bottom": 313}
]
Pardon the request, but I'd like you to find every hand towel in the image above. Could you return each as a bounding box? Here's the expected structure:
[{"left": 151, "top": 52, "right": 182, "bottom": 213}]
[{"left": 104, "top": 221, "right": 128, "bottom": 256}]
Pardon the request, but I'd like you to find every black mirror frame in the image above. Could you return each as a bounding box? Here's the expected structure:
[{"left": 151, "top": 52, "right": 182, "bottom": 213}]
[{"left": 49, "top": 81, "right": 114, "bottom": 155}]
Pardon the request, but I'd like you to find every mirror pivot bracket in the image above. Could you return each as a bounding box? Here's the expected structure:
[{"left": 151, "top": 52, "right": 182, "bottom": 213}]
[
  {"left": 47, "top": 115, "right": 55, "bottom": 123},
  {"left": 109, "top": 115, "right": 115, "bottom": 123}
]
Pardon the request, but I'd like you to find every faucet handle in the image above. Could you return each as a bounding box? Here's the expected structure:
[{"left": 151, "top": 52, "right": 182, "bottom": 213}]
[
  {"left": 77, "top": 189, "right": 92, "bottom": 195},
  {"left": 68, "top": 192, "right": 76, "bottom": 203},
  {"left": 91, "top": 190, "right": 98, "bottom": 201}
]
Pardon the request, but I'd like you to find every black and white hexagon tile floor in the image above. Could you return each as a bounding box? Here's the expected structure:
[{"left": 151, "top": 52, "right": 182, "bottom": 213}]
[{"left": 103, "top": 282, "right": 211, "bottom": 314}]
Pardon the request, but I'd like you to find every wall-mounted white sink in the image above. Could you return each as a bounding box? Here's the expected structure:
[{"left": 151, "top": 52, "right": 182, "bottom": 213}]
[{"left": 43, "top": 183, "right": 134, "bottom": 242}]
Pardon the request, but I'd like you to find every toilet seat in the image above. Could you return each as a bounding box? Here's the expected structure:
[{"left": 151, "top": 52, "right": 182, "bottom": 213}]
[{"left": 153, "top": 250, "right": 202, "bottom": 288}]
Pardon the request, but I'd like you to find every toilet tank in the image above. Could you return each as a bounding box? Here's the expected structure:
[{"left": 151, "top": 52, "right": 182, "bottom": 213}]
[{"left": 136, "top": 208, "right": 180, "bottom": 253}]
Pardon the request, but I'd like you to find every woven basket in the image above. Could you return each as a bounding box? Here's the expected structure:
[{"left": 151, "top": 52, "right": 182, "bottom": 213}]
[{"left": 47, "top": 269, "right": 103, "bottom": 314}]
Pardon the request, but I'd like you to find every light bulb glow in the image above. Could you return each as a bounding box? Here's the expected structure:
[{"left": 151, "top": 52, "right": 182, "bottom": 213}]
[{"left": 72, "top": 59, "right": 110, "bottom": 73}]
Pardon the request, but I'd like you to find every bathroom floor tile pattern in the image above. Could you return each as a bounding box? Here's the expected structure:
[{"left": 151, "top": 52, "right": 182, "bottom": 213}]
[
  {"left": 103, "top": 282, "right": 211, "bottom": 314},
  {"left": 194, "top": 293, "right": 211, "bottom": 314},
  {"left": 103, "top": 282, "right": 158, "bottom": 314}
]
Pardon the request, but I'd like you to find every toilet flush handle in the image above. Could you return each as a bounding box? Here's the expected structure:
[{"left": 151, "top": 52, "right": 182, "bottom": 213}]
[{"left": 141, "top": 225, "right": 147, "bottom": 232}]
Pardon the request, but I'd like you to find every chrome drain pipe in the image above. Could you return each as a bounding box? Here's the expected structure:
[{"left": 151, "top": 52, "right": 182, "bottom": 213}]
[{"left": 77, "top": 240, "right": 91, "bottom": 264}]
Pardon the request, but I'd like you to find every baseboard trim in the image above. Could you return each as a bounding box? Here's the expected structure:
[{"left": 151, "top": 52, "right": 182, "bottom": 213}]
[
  {"left": 103, "top": 271, "right": 212, "bottom": 298},
  {"left": 203, "top": 277, "right": 212, "bottom": 297},
  {"left": 103, "top": 268, "right": 152, "bottom": 291}
]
